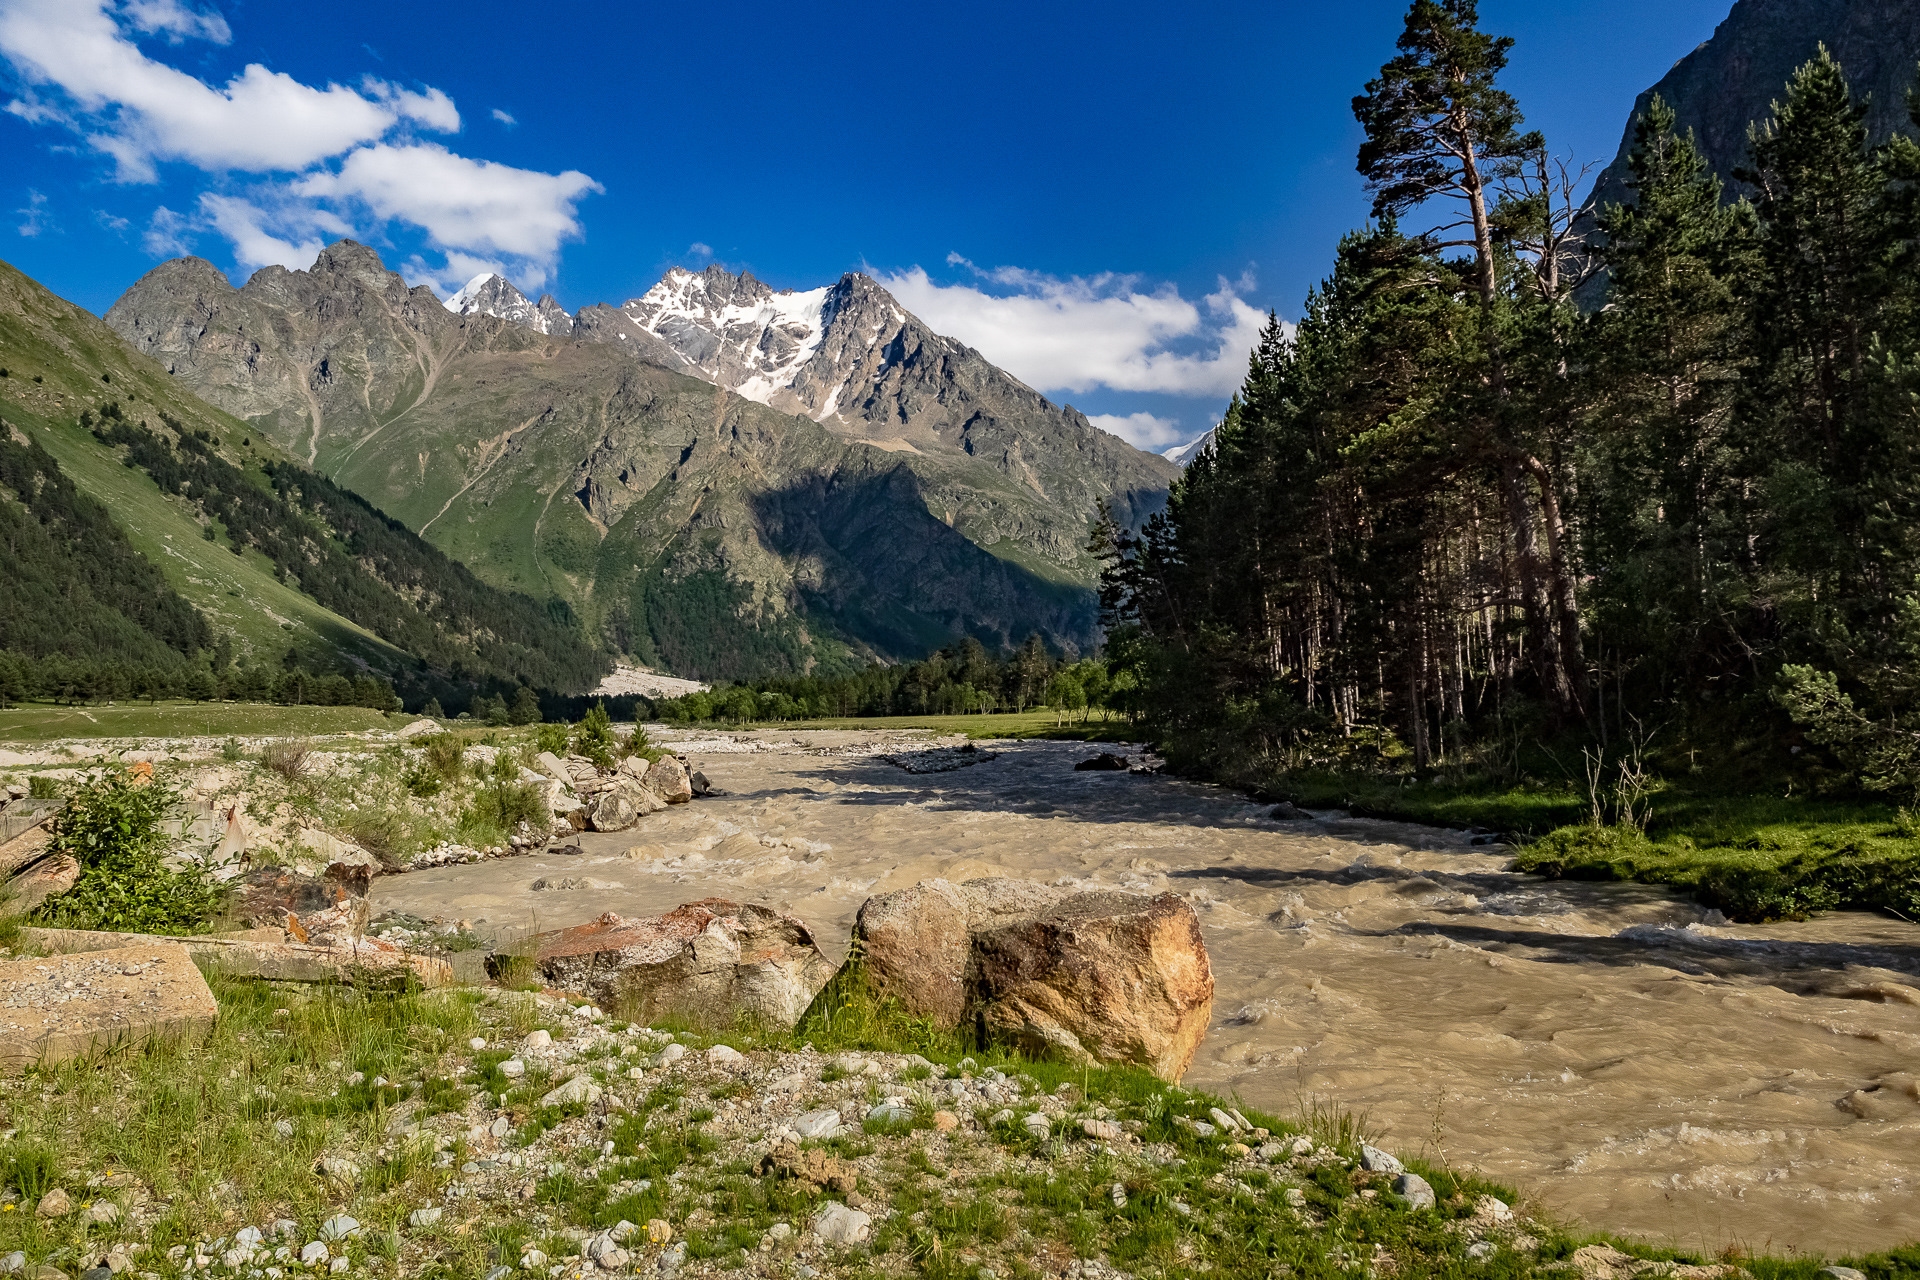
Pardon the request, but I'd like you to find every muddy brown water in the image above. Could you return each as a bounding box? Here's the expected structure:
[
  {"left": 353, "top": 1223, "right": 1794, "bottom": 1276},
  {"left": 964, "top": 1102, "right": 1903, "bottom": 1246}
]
[{"left": 371, "top": 731, "right": 1920, "bottom": 1257}]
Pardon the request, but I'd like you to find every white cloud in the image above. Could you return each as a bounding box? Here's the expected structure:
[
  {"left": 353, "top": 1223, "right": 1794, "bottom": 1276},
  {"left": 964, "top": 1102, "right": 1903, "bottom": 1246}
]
[
  {"left": 879, "top": 257, "right": 1269, "bottom": 399},
  {"left": 121, "top": 0, "right": 230, "bottom": 45},
  {"left": 1086, "top": 412, "right": 1188, "bottom": 450},
  {"left": 295, "top": 144, "right": 599, "bottom": 275},
  {"left": 688, "top": 241, "right": 713, "bottom": 260},
  {"left": 142, "top": 204, "right": 192, "bottom": 255},
  {"left": 403, "top": 249, "right": 507, "bottom": 297},
  {"left": 198, "top": 193, "right": 333, "bottom": 271},
  {"left": 15, "top": 189, "right": 50, "bottom": 237},
  {"left": 491, "top": 107, "right": 515, "bottom": 126},
  {"left": 0, "top": 0, "right": 602, "bottom": 287},
  {"left": 0, "top": 0, "right": 452, "bottom": 181}
]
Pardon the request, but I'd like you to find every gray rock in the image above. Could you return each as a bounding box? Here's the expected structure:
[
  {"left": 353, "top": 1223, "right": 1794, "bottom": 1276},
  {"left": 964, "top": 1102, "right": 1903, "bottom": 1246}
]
[
  {"left": 1359, "top": 1144, "right": 1404, "bottom": 1175},
  {"left": 809, "top": 1201, "right": 872, "bottom": 1244},
  {"left": 646, "top": 756, "right": 694, "bottom": 805},
  {"left": 1818, "top": 1270, "right": 1869, "bottom": 1280},
  {"left": 793, "top": 1108, "right": 846, "bottom": 1139},
  {"left": 867, "top": 1102, "right": 913, "bottom": 1125},
  {"left": 1392, "top": 1173, "right": 1436, "bottom": 1210},
  {"left": 1022, "top": 1112, "right": 1052, "bottom": 1139},
  {"left": 299, "top": 1243, "right": 328, "bottom": 1266},
  {"left": 319, "top": 1215, "right": 360, "bottom": 1241},
  {"left": 0, "top": 1252, "right": 22, "bottom": 1275},
  {"left": 408, "top": 1207, "right": 442, "bottom": 1228},
  {"left": 1269, "top": 802, "right": 1310, "bottom": 820},
  {"left": 538, "top": 1075, "right": 602, "bottom": 1109}
]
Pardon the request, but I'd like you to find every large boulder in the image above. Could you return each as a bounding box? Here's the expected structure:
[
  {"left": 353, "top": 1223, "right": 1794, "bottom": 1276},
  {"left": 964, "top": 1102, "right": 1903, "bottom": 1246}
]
[
  {"left": 0, "top": 942, "right": 217, "bottom": 1069},
  {"left": 587, "top": 779, "right": 663, "bottom": 832},
  {"left": 970, "top": 889, "right": 1214, "bottom": 1082},
  {"left": 852, "top": 877, "right": 1214, "bottom": 1081},
  {"left": 853, "top": 877, "right": 1068, "bottom": 1028},
  {"left": 524, "top": 900, "right": 835, "bottom": 1030},
  {"left": 647, "top": 756, "right": 694, "bottom": 804}
]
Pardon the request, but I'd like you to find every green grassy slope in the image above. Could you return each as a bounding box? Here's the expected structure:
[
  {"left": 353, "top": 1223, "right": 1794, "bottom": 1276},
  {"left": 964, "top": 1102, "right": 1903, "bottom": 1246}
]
[{"left": 0, "top": 260, "right": 409, "bottom": 673}]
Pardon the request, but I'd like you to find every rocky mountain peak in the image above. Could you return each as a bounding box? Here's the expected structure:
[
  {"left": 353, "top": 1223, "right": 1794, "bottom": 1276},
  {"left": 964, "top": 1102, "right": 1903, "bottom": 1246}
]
[
  {"left": 1590, "top": 0, "right": 1920, "bottom": 212},
  {"left": 444, "top": 272, "right": 574, "bottom": 336},
  {"left": 309, "top": 239, "right": 404, "bottom": 294}
]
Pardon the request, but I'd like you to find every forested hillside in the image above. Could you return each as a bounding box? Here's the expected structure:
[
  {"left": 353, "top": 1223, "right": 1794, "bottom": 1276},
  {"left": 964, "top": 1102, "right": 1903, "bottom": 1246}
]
[
  {"left": 1102, "top": 7, "right": 1920, "bottom": 808},
  {"left": 0, "top": 426, "right": 212, "bottom": 667},
  {"left": 0, "top": 257, "right": 609, "bottom": 710}
]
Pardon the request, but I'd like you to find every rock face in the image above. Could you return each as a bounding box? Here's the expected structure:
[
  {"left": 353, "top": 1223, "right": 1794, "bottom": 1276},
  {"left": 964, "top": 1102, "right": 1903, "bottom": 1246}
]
[
  {"left": 1590, "top": 0, "right": 1920, "bottom": 213},
  {"left": 103, "top": 241, "right": 1176, "bottom": 678},
  {"left": 853, "top": 878, "right": 1215, "bottom": 1081},
  {"left": 527, "top": 900, "right": 836, "bottom": 1029}
]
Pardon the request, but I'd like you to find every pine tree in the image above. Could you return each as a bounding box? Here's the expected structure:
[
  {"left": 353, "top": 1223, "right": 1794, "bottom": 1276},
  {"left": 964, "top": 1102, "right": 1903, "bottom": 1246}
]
[
  {"left": 1740, "top": 50, "right": 1913, "bottom": 681},
  {"left": 1584, "top": 96, "right": 1756, "bottom": 702},
  {"left": 1353, "top": 0, "right": 1587, "bottom": 719},
  {"left": 509, "top": 685, "right": 543, "bottom": 725}
]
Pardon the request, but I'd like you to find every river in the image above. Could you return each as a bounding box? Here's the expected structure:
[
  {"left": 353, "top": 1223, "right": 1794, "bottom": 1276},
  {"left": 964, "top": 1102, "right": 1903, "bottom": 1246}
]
[{"left": 371, "top": 730, "right": 1920, "bottom": 1257}]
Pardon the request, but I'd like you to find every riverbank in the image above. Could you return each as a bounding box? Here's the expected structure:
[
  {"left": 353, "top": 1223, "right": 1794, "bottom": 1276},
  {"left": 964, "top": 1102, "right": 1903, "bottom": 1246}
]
[{"left": 1257, "top": 770, "right": 1920, "bottom": 923}]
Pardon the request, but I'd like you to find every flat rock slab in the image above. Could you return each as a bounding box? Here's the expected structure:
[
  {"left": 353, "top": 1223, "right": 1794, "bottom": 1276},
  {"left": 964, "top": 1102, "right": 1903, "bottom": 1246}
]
[
  {"left": 0, "top": 943, "right": 216, "bottom": 1069},
  {"left": 21, "top": 928, "right": 453, "bottom": 989}
]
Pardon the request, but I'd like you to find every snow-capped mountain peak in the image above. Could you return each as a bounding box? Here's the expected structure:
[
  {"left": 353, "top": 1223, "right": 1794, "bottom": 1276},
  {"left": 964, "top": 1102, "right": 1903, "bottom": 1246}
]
[
  {"left": 1165, "top": 428, "right": 1216, "bottom": 468},
  {"left": 443, "top": 272, "right": 573, "bottom": 336},
  {"left": 619, "top": 266, "right": 833, "bottom": 410}
]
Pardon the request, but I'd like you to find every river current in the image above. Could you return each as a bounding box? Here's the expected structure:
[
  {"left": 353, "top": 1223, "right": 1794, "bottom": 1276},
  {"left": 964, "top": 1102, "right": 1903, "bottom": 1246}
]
[{"left": 371, "top": 731, "right": 1920, "bottom": 1257}]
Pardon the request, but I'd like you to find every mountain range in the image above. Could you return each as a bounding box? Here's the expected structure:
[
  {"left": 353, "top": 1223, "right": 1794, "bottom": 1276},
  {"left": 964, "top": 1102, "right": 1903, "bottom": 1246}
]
[{"left": 104, "top": 243, "right": 1176, "bottom": 681}]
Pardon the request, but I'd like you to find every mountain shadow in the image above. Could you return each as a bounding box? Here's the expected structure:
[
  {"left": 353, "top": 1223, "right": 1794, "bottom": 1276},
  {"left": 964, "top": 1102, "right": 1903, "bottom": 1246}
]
[{"left": 751, "top": 464, "right": 1099, "bottom": 668}]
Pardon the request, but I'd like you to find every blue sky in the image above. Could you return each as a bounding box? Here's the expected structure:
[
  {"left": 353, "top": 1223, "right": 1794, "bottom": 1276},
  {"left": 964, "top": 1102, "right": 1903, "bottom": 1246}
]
[{"left": 1, "top": 0, "right": 1735, "bottom": 450}]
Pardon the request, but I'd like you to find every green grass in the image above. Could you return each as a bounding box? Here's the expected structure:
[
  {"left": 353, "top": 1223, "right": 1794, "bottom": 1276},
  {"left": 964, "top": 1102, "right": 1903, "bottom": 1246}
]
[
  {"left": 1259, "top": 768, "right": 1920, "bottom": 923},
  {"left": 0, "top": 954, "right": 1911, "bottom": 1278},
  {"left": 0, "top": 702, "right": 404, "bottom": 743}
]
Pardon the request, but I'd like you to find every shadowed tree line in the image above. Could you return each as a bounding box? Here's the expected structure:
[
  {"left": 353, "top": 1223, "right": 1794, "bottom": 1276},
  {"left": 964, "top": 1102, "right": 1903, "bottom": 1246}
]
[{"left": 1100, "top": 1, "right": 1920, "bottom": 802}]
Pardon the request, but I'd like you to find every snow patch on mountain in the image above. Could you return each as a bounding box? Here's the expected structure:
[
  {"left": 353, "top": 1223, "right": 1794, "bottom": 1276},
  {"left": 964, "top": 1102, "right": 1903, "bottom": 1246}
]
[{"left": 620, "top": 267, "right": 829, "bottom": 410}]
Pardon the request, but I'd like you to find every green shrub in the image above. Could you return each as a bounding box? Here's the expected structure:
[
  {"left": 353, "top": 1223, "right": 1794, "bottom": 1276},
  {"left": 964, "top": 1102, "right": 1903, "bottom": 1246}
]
[
  {"left": 26, "top": 775, "right": 59, "bottom": 799},
  {"left": 573, "top": 702, "right": 618, "bottom": 771},
  {"left": 0, "top": 1141, "right": 61, "bottom": 1202},
  {"left": 461, "top": 752, "right": 547, "bottom": 844},
  {"left": 534, "top": 722, "right": 570, "bottom": 756},
  {"left": 407, "top": 732, "right": 466, "bottom": 797},
  {"left": 31, "top": 767, "right": 226, "bottom": 933}
]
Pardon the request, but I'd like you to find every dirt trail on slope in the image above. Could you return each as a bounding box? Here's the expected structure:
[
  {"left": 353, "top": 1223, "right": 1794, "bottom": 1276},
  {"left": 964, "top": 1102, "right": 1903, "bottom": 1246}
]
[{"left": 372, "top": 730, "right": 1920, "bottom": 1257}]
